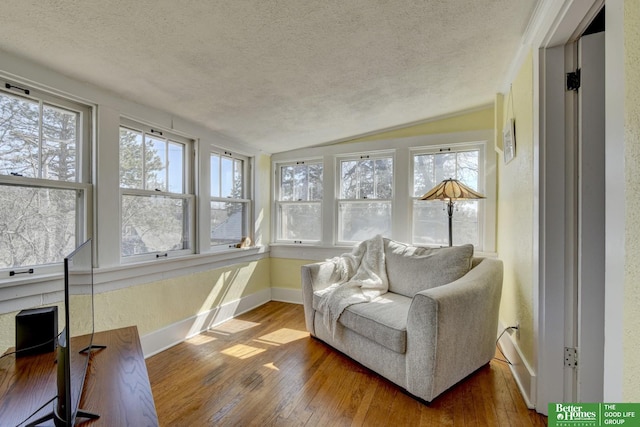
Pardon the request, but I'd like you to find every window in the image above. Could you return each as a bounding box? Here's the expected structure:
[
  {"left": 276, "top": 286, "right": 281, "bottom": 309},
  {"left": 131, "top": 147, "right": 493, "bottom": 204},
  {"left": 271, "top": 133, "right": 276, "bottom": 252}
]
[
  {"left": 0, "top": 83, "right": 91, "bottom": 273},
  {"left": 210, "top": 151, "right": 250, "bottom": 248},
  {"left": 275, "top": 161, "right": 323, "bottom": 242},
  {"left": 119, "top": 120, "right": 193, "bottom": 259},
  {"left": 412, "top": 148, "right": 482, "bottom": 246},
  {"left": 338, "top": 155, "right": 393, "bottom": 243}
]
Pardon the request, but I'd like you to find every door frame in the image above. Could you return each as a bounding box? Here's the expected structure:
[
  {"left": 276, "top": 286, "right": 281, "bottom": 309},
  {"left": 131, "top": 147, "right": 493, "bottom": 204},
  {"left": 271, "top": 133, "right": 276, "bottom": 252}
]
[{"left": 532, "top": 0, "right": 625, "bottom": 413}]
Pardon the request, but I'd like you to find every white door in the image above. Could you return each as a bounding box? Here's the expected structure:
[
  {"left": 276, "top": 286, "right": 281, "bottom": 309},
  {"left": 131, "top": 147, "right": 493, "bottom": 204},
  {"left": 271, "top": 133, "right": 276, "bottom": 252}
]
[{"left": 576, "top": 30, "right": 605, "bottom": 403}]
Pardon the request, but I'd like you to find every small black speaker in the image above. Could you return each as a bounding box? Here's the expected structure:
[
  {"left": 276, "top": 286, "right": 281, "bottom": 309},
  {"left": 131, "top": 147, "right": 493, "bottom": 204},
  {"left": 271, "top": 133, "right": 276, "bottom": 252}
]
[{"left": 15, "top": 306, "right": 58, "bottom": 357}]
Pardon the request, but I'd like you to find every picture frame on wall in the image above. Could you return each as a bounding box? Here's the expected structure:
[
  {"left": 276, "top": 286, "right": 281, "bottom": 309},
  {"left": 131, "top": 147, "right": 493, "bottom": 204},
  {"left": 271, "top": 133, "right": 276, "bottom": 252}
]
[{"left": 503, "top": 118, "right": 516, "bottom": 164}]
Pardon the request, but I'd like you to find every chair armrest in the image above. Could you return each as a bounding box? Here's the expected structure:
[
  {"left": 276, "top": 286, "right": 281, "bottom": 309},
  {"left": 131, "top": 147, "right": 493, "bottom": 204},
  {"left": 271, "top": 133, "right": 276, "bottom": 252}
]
[
  {"left": 405, "top": 258, "right": 503, "bottom": 401},
  {"left": 301, "top": 261, "right": 343, "bottom": 335}
]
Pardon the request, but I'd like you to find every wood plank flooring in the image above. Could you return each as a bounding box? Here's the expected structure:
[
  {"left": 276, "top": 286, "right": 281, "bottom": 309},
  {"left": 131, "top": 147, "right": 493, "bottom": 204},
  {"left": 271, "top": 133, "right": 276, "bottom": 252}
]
[{"left": 146, "top": 301, "right": 548, "bottom": 426}]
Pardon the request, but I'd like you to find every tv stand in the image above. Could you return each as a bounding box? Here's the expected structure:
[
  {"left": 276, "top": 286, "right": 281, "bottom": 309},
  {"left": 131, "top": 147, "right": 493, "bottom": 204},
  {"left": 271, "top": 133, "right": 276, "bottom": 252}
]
[
  {"left": 0, "top": 326, "right": 158, "bottom": 426},
  {"left": 79, "top": 343, "right": 107, "bottom": 354},
  {"left": 25, "top": 408, "right": 100, "bottom": 427}
]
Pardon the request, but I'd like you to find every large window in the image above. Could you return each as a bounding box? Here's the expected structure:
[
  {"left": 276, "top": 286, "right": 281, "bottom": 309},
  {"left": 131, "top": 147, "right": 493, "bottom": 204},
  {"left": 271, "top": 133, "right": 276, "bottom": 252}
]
[
  {"left": 412, "top": 148, "right": 482, "bottom": 246},
  {"left": 119, "top": 120, "right": 193, "bottom": 259},
  {"left": 338, "top": 154, "right": 393, "bottom": 243},
  {"left": 210, "top": 151, "right": 250, "bottom": 248},
  {"left": 275, "top": 161, "right": 323, "bottom": 242},
  {"left": 0, "top": 83, "right": 91, "bottom": 273}
]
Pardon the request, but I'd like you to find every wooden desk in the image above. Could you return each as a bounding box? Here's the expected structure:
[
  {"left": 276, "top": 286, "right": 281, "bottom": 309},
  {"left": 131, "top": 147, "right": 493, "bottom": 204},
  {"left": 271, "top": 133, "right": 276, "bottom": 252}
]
[{"left": 0, "top": 326, "right": 158, "bottom": 426}]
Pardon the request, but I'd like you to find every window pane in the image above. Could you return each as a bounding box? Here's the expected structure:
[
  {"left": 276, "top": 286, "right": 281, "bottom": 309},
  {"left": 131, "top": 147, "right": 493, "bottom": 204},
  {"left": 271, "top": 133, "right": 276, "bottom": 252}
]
[
  {"left": 457, "top": 151, "right": 479, "bottom": 189},
  {"left": 119, "top": 128, "right": 144, "bottom": 189},
  {"left": 292, "top": 165, "right": 309, "bottom": 201},
  {"left": 359, "top": 160, "right": 374, "bottom": 199},
  {"left": 0, "top": 185, "right": 77, "bottom": 268},
  {"left": 340, "top": 160, "right": 358, "bottom": 199},
  {"left": 279, "top": 165, "right": 294, "bottom": 201},
  {"left": 211, "top": 154, "right": 220, "bottom": 197},
  {"left": 412, "top": 199, "right": 479, "bottom": 246},
  {"left": 211, "top": 201, "right": 245, "bottom": 245},
  {"left": 167, "top": 141, "right": 184, "bottom": 193},
  {"left": 221, "top": 157, "right": 233, "bottom": 198},
  {"left": 279, "top": 163, "right": 322, "bottom": 202},
  {"left": 233, "top": 159, "right": 243, "bottom": 199},
  {"left": 338, "top": 201, "right": 391, "bottom": 242},
  {"left": 435, "top": 152, "right": 456, "bottom": 183},
  {"left": 121, "top": 195, "right": 189, "bottom": 256},
  {"left": 413, "top": 154, "right": 436, "bottom": 197},
  {"left": 145, "top": 136, "right": 167, "bottom": 191},
  {"left": 308, "top": 163, "right": 323, "bottom": 201},
  {"left": 278, "top": 203, "right": 321, "bottom": 241},
  {"left": 0, "top": 92, "right": 39, "bottom": 179},
  {"left": 340, "top": 158, "right": 392, "bottom": 200},
  {"left": 42, "top": 104, "right": 77, "bottom": 182},
  {"left": 374, "top": 158, "right": 393, "bottom": 199}
]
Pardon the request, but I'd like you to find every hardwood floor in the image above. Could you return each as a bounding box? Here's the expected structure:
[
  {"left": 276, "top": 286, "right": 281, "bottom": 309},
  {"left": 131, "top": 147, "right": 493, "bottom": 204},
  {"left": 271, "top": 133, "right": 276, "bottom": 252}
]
[{"left": 146, "top": 301, "right": 547, "bottom": 426}]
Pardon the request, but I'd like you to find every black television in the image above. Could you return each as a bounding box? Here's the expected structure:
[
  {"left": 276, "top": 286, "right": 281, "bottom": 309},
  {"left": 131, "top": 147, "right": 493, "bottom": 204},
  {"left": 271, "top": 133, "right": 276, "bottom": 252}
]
[{"left": 29, "top": 239, "right": 104, "bottom": 427}]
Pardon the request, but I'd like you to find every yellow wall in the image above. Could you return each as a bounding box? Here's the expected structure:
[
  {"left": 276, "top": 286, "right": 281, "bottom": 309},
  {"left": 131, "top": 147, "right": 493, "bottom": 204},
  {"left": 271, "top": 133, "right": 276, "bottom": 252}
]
[
  {"left": 345, "top": 107, "right": 494, "bottom": 143},
  {"left": 496, "top": 50, "right": 535, "bottom": 364},
  {"left": 624, "top": 0, "right": 640, "bottom": 401},
  {"left": 270, "top": 258, "right": 312, "bottom": 289},
  {"left": 0, "top": 259, "right": 271, "bottom": 350}
]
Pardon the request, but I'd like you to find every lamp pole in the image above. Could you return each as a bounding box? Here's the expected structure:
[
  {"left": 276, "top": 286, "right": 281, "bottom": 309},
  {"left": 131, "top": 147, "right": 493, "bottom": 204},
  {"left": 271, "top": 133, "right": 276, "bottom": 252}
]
[{"left": 446, "top": 200, "right": 454, "bottom": 247}]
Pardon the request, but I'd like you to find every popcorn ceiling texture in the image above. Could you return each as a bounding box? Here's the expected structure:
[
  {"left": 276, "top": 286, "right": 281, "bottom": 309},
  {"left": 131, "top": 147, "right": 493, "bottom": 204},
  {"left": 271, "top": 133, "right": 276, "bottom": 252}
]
[
  {"left": 0, "top": 0, "right": 536, "bottom": 153},
  {"left": 624, "top": 0, "right": 640, "bottom": 402}
]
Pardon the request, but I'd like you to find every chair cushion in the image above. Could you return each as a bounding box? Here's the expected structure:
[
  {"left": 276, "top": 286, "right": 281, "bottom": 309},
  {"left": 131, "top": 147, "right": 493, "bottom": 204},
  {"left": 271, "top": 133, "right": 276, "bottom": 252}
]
[
  {"left": 313, "top": 291, "right": 411, "bottom": 353},
  {"left": 384, "top": 240, "right": 474, "bottom": 297}
]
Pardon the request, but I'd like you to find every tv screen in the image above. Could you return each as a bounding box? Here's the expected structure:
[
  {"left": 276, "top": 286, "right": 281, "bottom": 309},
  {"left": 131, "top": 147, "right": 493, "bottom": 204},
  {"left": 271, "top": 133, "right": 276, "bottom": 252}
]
[
  {"left": 31, "top": 239, "right": 101, "bottom": 426},
  {"left": 61, "top": 238, "right": 97, "bottom": 425}
]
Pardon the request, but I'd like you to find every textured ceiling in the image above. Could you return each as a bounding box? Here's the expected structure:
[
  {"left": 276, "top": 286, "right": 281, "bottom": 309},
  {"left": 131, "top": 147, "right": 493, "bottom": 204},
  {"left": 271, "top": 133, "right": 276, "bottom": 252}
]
[{"left": 0, "top": 1, "right": 537, "bottom": 153}]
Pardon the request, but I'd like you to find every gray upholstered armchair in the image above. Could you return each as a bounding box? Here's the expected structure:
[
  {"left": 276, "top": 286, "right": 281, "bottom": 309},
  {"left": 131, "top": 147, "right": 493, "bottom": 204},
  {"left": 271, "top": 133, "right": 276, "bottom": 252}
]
[{"left": 301, "top": 239, "right": 503, "bottom": 402}]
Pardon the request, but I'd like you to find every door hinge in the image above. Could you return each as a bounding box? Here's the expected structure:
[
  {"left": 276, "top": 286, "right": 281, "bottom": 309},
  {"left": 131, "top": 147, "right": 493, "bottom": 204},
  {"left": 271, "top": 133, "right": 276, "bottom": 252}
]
[
  {"left": 564, "top": 347, "right": 578, "bottom": 368},
  {"left": 566, "top": 69, "right": 581, "bottom": 91}
]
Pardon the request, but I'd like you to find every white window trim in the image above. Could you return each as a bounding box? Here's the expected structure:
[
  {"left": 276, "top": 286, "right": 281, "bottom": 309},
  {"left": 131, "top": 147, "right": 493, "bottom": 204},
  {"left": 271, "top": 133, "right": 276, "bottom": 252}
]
[
  {"left": 208, "top": 149, "right": 252, "bottom": 253},
  {"left": 273, "top": 158, "right": 324, "bottom": 244},
  {"left": 271, "top": 130, "right": 497, "bottom": 253},
  {"left": 335, "top": 151, "right": 395, "bottom": 245},
  {"left": 118, "top": 119, "right": 196, "bottom": 263},
  {"left": 409, "top": 142, "right": 487, "bottom": 250},
  {"left": 0, "top": 82, "right": 93, "bottom": 277}
]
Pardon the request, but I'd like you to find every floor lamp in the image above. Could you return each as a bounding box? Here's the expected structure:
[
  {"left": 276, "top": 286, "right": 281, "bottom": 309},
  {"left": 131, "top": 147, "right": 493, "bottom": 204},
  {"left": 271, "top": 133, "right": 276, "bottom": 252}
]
[{"left": 420, "top": 178, "right": 485, "bottom": 247}]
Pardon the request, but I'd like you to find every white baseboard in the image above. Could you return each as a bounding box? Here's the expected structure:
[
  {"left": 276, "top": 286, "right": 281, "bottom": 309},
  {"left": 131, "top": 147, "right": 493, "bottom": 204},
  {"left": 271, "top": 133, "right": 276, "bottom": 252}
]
[
  {"left": 270, "top": 287, "right": 302, "bottom": 304},
  {"left": 497, "top": 321, "right": 537, "bottom": 409},
  {"left": 141, "top": 288, "right": 272, "bottom": 358}
]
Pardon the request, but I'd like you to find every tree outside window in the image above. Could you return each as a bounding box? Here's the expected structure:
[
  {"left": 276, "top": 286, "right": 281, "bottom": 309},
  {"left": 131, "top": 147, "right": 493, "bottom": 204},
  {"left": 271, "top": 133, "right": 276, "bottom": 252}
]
[
  {"left": 0, "top": 88, "right": 89, "bottom": 270},
  {"left": 119, "top": 124, "right": 192, "bottom": 258},
  {"left": 210, "top": 153, "right": 249, "bottom": 247},
  {"left": 338, "top": 155, "right": 392, "bottom": 243},
  {"left": 276, "top": 161, "right": 322, "bottom": 242},
  {"left": 412, "top": 149, "right": 481, "bottom": 246}
]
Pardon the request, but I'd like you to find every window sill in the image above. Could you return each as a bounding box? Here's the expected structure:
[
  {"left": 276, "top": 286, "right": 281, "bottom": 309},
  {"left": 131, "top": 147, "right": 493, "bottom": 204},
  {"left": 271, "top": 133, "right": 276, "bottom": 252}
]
[
  {"left": 95, "top": 246, "right": 269, "bottom": 292},
  {"left": 270, "top": 242, "right": 497, "bottom": 262},
  {"left": 0, "top": 246, "right": 269, "bottom": 315}
]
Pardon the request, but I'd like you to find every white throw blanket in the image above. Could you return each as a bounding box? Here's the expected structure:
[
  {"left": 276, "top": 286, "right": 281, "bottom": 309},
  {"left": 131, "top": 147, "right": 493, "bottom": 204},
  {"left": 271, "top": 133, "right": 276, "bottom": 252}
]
[{"left": 316, "top": 235, "right": 388, "bottom": 336}]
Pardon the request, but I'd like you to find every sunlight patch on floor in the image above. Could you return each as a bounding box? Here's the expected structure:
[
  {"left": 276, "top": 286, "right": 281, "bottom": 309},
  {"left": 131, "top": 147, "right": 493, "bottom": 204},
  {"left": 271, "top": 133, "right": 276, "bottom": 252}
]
[
  {"left": 254, "top": 328, "right": 309, "bottom": 346},
  {"left": 210, "top": 319, "right": 260, "bottom": 336},
  {"left": 221, "top": 344, "right": 266, "bottom": 359},
  {"left": 263, "top": 362, "right": 279, "bottom": 371},
  {"left": 186, "top": 334, "right": 217, "bottom": 346}
]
